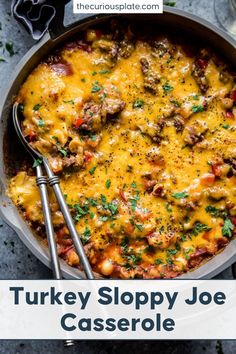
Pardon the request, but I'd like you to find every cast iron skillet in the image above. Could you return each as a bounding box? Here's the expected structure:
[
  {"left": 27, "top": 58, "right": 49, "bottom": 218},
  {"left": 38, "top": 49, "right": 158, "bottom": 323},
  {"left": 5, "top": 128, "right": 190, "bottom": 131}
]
[{"left": 0, "top": 5, "right": 236, "bottom": 279}]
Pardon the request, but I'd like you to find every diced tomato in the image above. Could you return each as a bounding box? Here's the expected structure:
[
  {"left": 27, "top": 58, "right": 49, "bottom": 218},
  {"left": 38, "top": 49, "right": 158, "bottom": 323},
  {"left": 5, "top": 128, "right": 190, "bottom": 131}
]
[
  {"left": 119, "top": 188, "right": 127, "bottom": 202},
  {"left": 84, "top": 151, "right": 93, "bottom": 164},
  {"left": 197, "top": 58, "right": 209, "bottom": 70},
  {"left": 231, "top": 216, "right": 236, "bottom": 226},
  {"left": 211, "top": 164, "right": 222, "bottom": 177},
  {"left": 200, "top": 173, "right": 215, "bottom": 186},
  {"left": 27, "top": 130, "right": 37, "bottom": 142},
  {"left": 230, "top": 90, "right": 236, "bottom": 103},
  {"left": 226, "top": 110, "right": 234, "bottom": 119},
  {"left": 74, "top": 117, "right": 84, "bottom": 129}
]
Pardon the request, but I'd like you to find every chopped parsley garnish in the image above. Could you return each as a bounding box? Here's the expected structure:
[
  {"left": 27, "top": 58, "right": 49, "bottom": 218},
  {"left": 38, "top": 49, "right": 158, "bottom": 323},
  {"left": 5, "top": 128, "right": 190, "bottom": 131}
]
[
  {"left": 92, "top": 71, "right": 97, "bottom": 76},
  {"left": 162, "top": 82, "right": 173, "bottom": 94},
  {"left": 126, "top": 253, "right": 142, "bottom": 266},
  {"left": 91, "top": 81, "right": 102, "bottom": 93},
  {"left": 99, "top": 216, "right": 109, "bottom": 222},
  {"left": 100, "top": 194, "right": 118, "bottom": 217},
  {"left": 170, "top": 98, "right": 181, "bottom": 107},
  {"left": 205, "top": 205, "right": 227, "bottom": 218},
  {"left": 192, "top": 94, "right": 199, "bottom": 100},
  {"left": 38, "top": 119, "right": 44, "bottom": 127},
  {"left": 184, "top": 247, "right": 194, "bottom": 260},
  {"left": 105, "top": 179, "right": 111, "bottom": 189},
  {"left": 86, "top": 197, "right": 97, "bottom": 207},
  {"left": 191, "top": 222, "right": 212, "bottom": 236},
  {"left": 89, "top": 166, "right": 97, "bottom": 175},
  {"left": 222, "top": 124, "right": 230, "bottom": 129},
  {"left": 222, "top": 218, "right": 234, "bottom": 238},
  {"left": 135, "top": 224, "right": 144, "bottom": 232},
  {"left": 165, "top": 203, "right": 173, "bottom": 212},
  {"left": 192, "top": 105, "right": 204, "bottom": 113},
  {"left": 52, "top": 136, "right": 59, "bottom": 142},
  {"left": 121, "top": 236, "right": 129, "bottom": 251},
  {"left": 58, "top": 148, "right": 67, "bottom": 157},
  {"left": 90, "top": 134, "right": 97, "bottom": 141},
  {"left": 133, "top": 99, "right": 144, "bottom": 108},
  {"left": 74, "top": 203, "right": 90, "bottom": 221},
  {"left": 99, "top": 69, "right": 111, "bottom": 75},
  {"left": 131, "top": 181, "right": 137, "bottom": 188},
  {"left": 164, "top": 1, "right": 176, "bottom": 6},
  {"left": 5, "top": 41, "right": 16, "bottom": 56},
  {"left": 166, "top": 257, "right": 173, "bottom": 265},
  {"left": 172, "top": 191, "right": 189, "bottom": 199},
  {"left": 52, "top": 136, "right": 67, "bottom": 157},
  {"left": 33, "top": 103, "right": 42, "bottom": 111},
  {"left": 81, "top": 227, "right": 91, "bottom": 245},
  {"left": 32, "top": 159, "right": 42, "bottom": 168},
  {"left": 167, "top": 249, "right": 178, "bottom": 256},
  {"left": 155, "top": 259, "right": 163, "bottom": 265},
  {"left": 129, "top": 193, "right": 140, "bottom": 211}
]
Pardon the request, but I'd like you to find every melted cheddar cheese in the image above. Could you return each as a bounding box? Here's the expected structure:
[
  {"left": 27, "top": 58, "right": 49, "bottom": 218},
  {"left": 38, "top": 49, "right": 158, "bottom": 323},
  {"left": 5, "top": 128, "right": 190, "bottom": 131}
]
[{"left": 8, "top": 22, "right": 236, "bottom": 278}]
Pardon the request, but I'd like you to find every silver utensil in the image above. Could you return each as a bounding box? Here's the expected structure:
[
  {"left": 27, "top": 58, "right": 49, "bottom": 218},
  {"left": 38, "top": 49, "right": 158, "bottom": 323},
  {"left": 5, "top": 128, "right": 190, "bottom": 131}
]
[
  {"left": 13, "top": 102, "right": 95, "bottom": 346},
  {"left": 13, "top": 102, "right": 94, "bottom": 280}
]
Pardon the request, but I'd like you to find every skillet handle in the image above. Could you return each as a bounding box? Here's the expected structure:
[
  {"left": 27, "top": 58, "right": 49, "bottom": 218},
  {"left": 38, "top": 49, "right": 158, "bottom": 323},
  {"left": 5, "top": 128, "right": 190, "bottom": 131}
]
[{"left": 11, "top": 0, "right": 70, "bottom": 41}]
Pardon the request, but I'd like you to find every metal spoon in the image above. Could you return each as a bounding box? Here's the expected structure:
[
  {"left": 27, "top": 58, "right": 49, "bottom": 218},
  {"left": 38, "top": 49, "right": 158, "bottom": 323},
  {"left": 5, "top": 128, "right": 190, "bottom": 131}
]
[{"left": 12, "top": 102, "right": 95, "bottom": 282}]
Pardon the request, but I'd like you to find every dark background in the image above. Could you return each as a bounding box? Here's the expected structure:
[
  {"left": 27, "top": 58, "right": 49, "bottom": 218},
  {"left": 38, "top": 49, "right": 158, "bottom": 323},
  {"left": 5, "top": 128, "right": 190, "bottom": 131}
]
[{"left": 0, "top": 0, "right": 235, "bottom": 353}]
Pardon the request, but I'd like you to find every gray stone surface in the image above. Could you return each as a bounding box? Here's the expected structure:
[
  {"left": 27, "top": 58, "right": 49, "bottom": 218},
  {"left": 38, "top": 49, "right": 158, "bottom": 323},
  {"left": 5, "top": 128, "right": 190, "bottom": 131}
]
[{"left": 0, "top": 0, "right": 235, "bottom": 353}]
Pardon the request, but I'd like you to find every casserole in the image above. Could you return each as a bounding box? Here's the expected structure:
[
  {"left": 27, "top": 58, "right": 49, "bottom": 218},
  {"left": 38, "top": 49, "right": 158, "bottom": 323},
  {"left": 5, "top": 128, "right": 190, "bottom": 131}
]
[{"left": 1, "top": 7, "right": 236, "bottom": 279}]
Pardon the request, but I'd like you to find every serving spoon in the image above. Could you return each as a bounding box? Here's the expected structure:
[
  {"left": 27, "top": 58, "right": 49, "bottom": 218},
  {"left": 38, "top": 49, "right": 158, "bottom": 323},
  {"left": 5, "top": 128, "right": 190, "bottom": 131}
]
[
  {"left": 13, "top": 102, "right": 94, "bottom": 280},
  {"left": 13, "top": 102, "right": 95, "bottom": 346}
]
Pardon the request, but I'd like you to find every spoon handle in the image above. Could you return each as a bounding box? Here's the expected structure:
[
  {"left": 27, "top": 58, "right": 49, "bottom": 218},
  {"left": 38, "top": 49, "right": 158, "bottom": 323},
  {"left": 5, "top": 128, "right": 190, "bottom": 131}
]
[
  {"left": 36, "top": 164, "right": 62, "bottom": 280},
  {"left": 36, "top": 165, "right": 76, "bottom": 347},
  {"left": 43, "top": 160, "right": 94, "bottom": 280}
]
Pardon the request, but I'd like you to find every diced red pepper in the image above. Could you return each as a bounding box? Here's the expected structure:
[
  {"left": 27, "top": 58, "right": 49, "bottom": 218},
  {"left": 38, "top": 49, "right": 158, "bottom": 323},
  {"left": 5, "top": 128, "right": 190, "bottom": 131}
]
[
  {"left": 119, "top": 188, "right": 127, "bottom": 202},
  {"left": 27, "top": 130, "right": 37, "bottom": 142},
  {"left": 74, "top": 117, "right": 84, "bottom": 129},
  {"left": 200, "top": 173, "right": 215, "bottom": 186},
  {"left": 211, "top": 164, "right": 222, "bottom": 177},
  {"left": 84, "top": 151, "right": 93, "bottom": 164}
]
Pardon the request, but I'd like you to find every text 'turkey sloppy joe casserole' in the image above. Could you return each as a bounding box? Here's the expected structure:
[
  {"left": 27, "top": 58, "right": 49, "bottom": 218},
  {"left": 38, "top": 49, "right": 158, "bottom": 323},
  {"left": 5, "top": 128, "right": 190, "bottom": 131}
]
[{"left": 7, "top": 21, "right": 236, "bottom": 278}]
